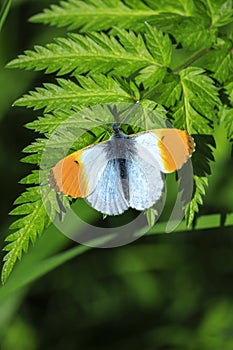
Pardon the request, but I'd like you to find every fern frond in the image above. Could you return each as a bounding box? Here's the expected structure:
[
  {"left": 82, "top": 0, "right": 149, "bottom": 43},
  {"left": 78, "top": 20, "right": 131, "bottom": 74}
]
[
  {"left": 157, "top": 75, "right": 182, "bottom": 107},
  {"left": 172, "top": 17, "right": 217, "bottom": 51},
  {"left": 30, "top": 0, "right": 191, "bottom": 32},
  {"left": 199, "top": 39, "right": 233, "bottom": 83},
  {"left": 157, "top": 68, "right": 219, "bottom": 225},
  {"left": 202, "top": 0, "right": 233, "bottom": 27},
  {"left": 159, "top": 68, "right": 220, "bottom": 134},
  {"left": 171, "top": 0, "right": 233, "bottom": 51},
  {"left": 219, "top": 106, "right": 233, "bottom": 141},
  {"left": 7, "top": 27, "right": 172, "bottom": 89},
  {"left": 225, "top": 80, "right": 233, "bottom": 105},
  {"left": 185, "top": 176, "right": 208, "bottom": 228},
  {"left": 25, "top": 110, "right": 77, "bottom": 134},
  {"left": 144, "top": 0, "right": 194, "bottom": 15},
  {"left": 2, "top": 188, "right": 51, "bottom": 283},
  {"left": 14, "top": 75, "right": 138, "bottom": 112},
  {"left": 135, "top": 25, "right": 172, "bottom": 87},
  {"left": 2, "top": 178, "right": 72, "bottom": 284},
  {"left": 178, "top": 67, "right": 220, "bottom": 133},
  {"left": 184, "top": 133, "right": 216, "bottom": 228}
]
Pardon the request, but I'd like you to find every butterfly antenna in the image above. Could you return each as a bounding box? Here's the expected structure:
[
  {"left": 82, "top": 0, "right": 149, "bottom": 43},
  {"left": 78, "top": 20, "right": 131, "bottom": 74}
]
[
  {"left": 81, "top": 111, "right": 112, "bottom": 137},
  {"left": 107, "top": 102, "right": 140, "bottom": 128},
  {"left": 119, "top": 101, "right": 140, "bottom": 125}
]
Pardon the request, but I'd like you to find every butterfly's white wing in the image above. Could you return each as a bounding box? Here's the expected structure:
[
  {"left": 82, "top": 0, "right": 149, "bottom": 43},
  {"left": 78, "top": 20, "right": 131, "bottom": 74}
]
[
  {"left": 131, "top": 129, "right": 195, "bottom": 173},
  {"left": 127, "top": 155, "right": 164, "bottom": 211},
  {"left": 49, "top": 141, "right": 109, "bottom": 198},
  {"left": 126, "top": 128, "right": 194, "bottom": 210},
  {"left": 86, "top": 159, "right": 129, "bottom": 215}
]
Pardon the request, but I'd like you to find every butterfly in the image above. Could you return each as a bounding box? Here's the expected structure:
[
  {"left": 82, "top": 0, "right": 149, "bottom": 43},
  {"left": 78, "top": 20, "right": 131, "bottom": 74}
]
[{"left": 48, "top": 124, "right": 195, "bottom": 216}]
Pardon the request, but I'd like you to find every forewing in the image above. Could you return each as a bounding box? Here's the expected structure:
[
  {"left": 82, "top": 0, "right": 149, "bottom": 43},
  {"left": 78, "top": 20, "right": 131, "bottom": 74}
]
[
  {"left": 132, "top": 128, "right": 195, "bottom": 173},
  {"left": 49, "top": 142, "right": 109, "bottom": 198}
]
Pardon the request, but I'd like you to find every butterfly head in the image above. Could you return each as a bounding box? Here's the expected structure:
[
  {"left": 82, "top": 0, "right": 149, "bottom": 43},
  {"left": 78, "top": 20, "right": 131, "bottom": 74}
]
[{"left": 112, "top": 123, "right": 129, "bottom": 140}]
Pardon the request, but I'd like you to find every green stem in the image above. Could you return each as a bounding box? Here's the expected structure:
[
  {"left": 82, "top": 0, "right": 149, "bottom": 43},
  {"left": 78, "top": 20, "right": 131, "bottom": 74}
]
[
  {"left": 172, "top": 48, "right": 210, "bottom": 73},
  {"left": 142, "top": 81, "right": 163, "bottom": 100},
  {"left": 0, "top": 0, "right": 12, "bottom": 32}
]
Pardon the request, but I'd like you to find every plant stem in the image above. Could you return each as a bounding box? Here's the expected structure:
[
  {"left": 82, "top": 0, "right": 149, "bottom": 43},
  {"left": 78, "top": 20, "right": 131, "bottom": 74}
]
[
  {"left": 0, "top": 0, "right": 12, "bottom": 32},
  {"left": 172, "top": 48, "right": 210, "bottom": 73}
]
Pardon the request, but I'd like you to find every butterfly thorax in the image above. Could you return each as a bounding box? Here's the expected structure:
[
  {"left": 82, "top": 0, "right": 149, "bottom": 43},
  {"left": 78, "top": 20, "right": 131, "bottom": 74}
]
[{"left": 108, "top": 131, "right": 135, "bottom": 159}]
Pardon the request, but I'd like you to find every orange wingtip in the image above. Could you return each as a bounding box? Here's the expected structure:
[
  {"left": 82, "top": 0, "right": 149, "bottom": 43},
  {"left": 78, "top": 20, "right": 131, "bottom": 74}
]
[
  {"left": 48, "top": 152, "right": 89, "bottom": 198},
  {"left": 155, "top": 129, "right": 195, "bottom": 172}
]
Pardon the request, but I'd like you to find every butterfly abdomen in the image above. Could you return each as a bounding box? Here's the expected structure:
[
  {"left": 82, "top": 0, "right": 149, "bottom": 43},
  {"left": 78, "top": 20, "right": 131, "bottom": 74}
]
[{"left": 118, "top": 158, "right": 130, "bottom": 201}]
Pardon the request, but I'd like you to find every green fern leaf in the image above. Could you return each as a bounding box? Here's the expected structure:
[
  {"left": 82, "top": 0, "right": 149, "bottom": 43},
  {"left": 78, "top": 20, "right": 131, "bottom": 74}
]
[
  {"left": 202, "top": 0, "right": 233, "bottom": 27},
  {"left": 184, "top": 133, "right": 215, "bottom": 228},
  {"left": 20, "top": 154, "right": 41, "bottom": 165},
  {"left": 157, "top": 75, "right": 182, "bottom": 107},
  {"left": 14, "top": 75, "right": 138, "bottom": 112},
  {"left": 178, "top": 67, "right": 220, "bottom": 133},
  {"left": 199, "top": 39, "right": 233, "bottom": 83},
  {"left": 25, "top": 110, "right": 79, "bottom": 134},
  {"left": 185, "top": 176, "right": 208, "bottom": 228},
  {"left": 2, "top": 179, "right": 72, "bottom": 284},
  {"left": 29, "top": 0, "right": 191, "bottom": 32},
  {"left": 13, "top": 187, "right": 41, "bottom": 205},
  {"left": 7, "top": 27, "right": 172, "bottom": 89},
  {"left": 172, "top": 17, "right": 217, "bottom": 51},
  {"left": 219, "top": 106, "right": 233, "bottom": 141},
  {"left": 7, "top": 31, "right": 155, "bottom": 76},
  {"left": 225, "top": 80, "right": 233, "bottom": 105},
  {"left": 157, "top": 68, "right": 219, "bottom": 226},
  {"left": 143, "top": 24, "right": 172, "bottom": 67},
  {"left": 159, "top": 67, "right": 220, "bottom": 133},
  {"left": 135, "top": 25, "right": 172, "bottom": 87},
  {"left": 144, "top": 0, "right": 194, "bottom": 15},
  {"left": 20, "top": 170, "right": 39, "bottom": 185},
  {"left": 2, "top": 190, "right": 52, "bottom": 284}
]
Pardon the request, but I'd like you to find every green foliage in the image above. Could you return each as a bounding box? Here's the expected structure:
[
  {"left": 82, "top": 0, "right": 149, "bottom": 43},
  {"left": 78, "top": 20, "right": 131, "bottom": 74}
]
[
  {"left": 159, "top": 67, "right": 220, "bottom": 133},
  {"left": 29, "top": 0, "right": 193, "bottom": 32},
  {"left": 2, "top": 0, "right": 233, "bottom": 283},
  {"left": 14, "top": 75, "right": 138, "bottom": 112},
  {"left": 0, "top": 0, "right": 12, "bottom": 32},
  {"left": 172, "top": 18, "right": 217, "bottom": 51},
  {"left": 219, "top": 106, "right": 233, "bottom": 141},
  {"left": 200, "top": 39, "right": 233, "bottom": 83},
  {"left": 203, "top": 0, "right": 233, "bottom": 27},
  {"left": 185, "top": 176, "right": 208, "bottom": 228},
  {"left": 2, "top": 188, "right": 50, "bottom": 284}
]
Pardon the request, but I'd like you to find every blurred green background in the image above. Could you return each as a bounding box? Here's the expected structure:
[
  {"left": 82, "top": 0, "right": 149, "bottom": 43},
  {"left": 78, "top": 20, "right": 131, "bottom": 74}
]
[{"left": 0, "top": 1, "right": 233, "bottom": 349}]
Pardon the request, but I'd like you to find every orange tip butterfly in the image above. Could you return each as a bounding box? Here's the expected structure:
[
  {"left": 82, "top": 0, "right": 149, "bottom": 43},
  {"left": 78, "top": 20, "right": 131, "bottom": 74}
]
[{"left": 49, "top": 124, "right": 195, "bottom": 216}]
